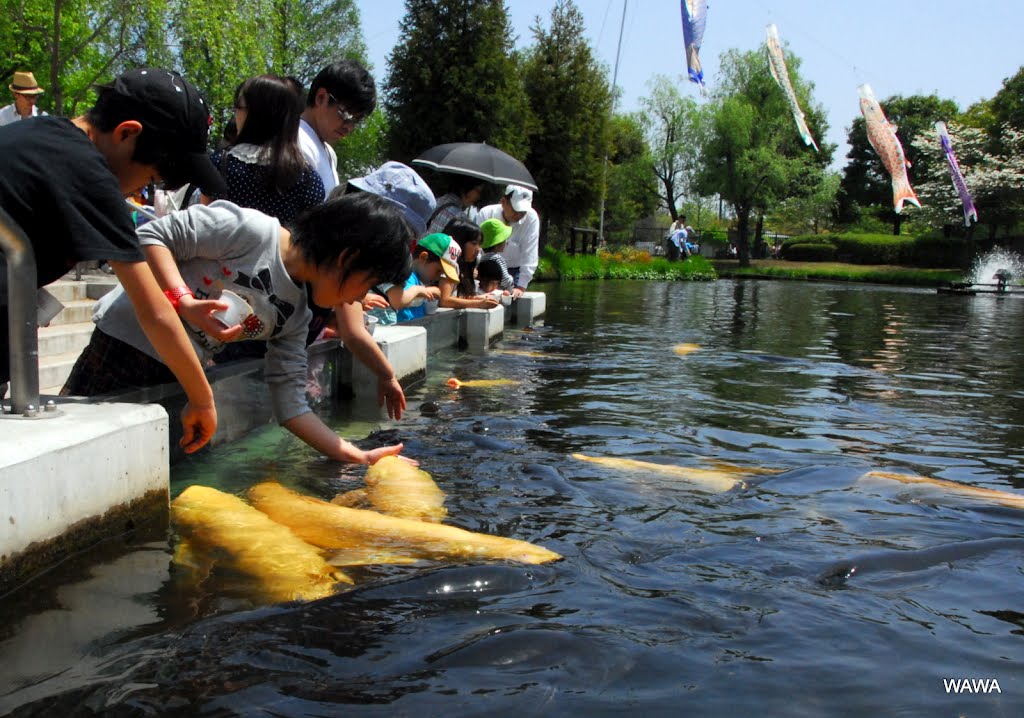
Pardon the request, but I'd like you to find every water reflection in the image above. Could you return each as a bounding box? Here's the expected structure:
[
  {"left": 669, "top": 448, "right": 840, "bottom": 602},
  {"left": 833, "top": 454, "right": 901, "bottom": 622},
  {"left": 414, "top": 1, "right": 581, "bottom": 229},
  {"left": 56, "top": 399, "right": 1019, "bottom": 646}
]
[{"left": 1, "top": 279, "right": 1022, "bottom": 716}]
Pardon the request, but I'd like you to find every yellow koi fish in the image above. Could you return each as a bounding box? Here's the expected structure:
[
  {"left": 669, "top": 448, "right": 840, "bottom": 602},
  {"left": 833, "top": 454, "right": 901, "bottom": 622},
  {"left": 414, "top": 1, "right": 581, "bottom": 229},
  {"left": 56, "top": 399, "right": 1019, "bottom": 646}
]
[
  {"left": 571, "top": 454, "right": 752, "bottom": 493},
  {"left": 170, "top": 485, "right": 350, "bottom": 603},
  {"left": 673, "top": 343, "right": 701, "bottom": 356},
  {"left": 248, "top": 482, "right": 562, "bottom": 565},
  {"left": 355, "top": 455, "right": 447, "bottom": 522},
  {"left": 860, "top": 470, "right": 1024, "bottom": 510},
  {"left": 447, "top": 377, "right": 520, "bottom": 389},
  {"left": 859, "top": 84, "right": 920, "bottom": 214}
]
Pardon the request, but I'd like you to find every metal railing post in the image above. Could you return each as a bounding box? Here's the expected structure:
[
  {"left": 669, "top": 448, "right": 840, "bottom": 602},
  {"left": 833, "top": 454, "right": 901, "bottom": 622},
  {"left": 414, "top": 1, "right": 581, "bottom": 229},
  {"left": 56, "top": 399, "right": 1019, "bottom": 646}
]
[{"left": 0, "top": 206, "right": 40, "bottom": 415}]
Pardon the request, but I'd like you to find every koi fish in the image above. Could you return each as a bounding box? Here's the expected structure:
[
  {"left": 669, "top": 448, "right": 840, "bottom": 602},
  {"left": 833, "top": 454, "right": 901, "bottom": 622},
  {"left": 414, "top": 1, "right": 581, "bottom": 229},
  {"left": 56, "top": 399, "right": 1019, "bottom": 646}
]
[
  {"left": 858, "top": 84, "right": 920, "bottom": 214},
  {"left": 935, "top": 121, "right": 978, "bottom": 226},
  {"left": 248, "top": 482, "right": 562, "bottom": 565},
  {"left": 673, "top": 343, "right": 701, "bottom": 356},
  {"left": 446, "top": 378, "right": 520, "bottom": 389},
  {"left": 358, "top": 455, "right": 447, "bottom": 523},
  {"left": 860, "top": 470, "right": 1024, "bottom": 510},
  {"left": 680, "top": 0, "right": 708, "bottom": 93},
  {"left": 571, "top": 453, "right": 755, "bottom": 493},
  {"left": 170, "top": 485, "right": 350, "bottom": 603},
  {"left": 766, "top": 24, "right": 818, "bottom": 151}
]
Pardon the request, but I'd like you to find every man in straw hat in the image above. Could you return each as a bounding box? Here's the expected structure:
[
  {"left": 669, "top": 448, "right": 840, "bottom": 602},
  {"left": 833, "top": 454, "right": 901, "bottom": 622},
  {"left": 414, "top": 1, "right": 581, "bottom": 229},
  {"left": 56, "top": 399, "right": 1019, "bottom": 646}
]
[
  {"left": 0, "top": 68, "right": 228, "bottom": 453},
  {"left": 0, "top": 71, "right": 48, "bottom": 126}
]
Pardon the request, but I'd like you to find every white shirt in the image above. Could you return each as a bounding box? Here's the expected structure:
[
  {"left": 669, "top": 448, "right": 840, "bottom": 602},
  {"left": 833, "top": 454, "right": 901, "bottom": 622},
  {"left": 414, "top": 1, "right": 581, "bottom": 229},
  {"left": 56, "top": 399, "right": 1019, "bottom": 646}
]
[
  {"left": 477, "top": 203, "right": 540, "bottom": 290},
  {"left": 0, "top": 103, "right": 46, "bottom": 127},
  {"left": 297, "top": 118, "right": 338, "bottom": 194}
]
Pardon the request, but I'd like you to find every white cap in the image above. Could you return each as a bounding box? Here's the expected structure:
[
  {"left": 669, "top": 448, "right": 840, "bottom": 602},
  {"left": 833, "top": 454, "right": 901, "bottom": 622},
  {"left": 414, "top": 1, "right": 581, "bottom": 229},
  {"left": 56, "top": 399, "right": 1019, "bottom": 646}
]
[{"left": 504, "top": 184, "right": 533, "bottom": 212}]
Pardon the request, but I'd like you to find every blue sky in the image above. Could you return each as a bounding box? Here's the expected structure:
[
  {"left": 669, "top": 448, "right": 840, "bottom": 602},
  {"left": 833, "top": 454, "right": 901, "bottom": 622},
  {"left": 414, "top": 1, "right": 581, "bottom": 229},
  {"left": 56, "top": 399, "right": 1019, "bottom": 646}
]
[{"left": 356, "top": 1, "right": 1022, "bottom": 170}]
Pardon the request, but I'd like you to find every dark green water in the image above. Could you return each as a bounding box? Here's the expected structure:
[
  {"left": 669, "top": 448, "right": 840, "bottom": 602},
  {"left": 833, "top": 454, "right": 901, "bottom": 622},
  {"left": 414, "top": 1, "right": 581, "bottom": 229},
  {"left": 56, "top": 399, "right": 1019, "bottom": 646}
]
[{"left": 1, "top": 279, "right": 1022, "bottom": 717}]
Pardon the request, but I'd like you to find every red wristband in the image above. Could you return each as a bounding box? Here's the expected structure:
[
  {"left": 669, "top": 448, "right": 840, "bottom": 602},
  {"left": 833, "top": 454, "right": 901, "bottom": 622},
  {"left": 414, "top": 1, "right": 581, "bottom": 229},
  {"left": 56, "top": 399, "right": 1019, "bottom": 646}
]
[{"left": 164, "top": 285, "right": 193, "bottom": 309}]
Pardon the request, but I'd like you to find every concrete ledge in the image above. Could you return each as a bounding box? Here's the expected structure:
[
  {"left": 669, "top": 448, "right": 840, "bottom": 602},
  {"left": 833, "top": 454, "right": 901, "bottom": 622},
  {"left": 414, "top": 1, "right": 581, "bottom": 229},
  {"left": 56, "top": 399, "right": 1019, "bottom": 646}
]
[
  {"left": 462, "top": 305, "right": 506, "bottom": 352},
  {"left": 511, "top": 291, "right": 546, "bottom": 325},
  {"left": 0, "top": 402, "right": 169, "bottom": 593},
  {"left": 346, "top": 324, "right": 426, "bottom": 399}
]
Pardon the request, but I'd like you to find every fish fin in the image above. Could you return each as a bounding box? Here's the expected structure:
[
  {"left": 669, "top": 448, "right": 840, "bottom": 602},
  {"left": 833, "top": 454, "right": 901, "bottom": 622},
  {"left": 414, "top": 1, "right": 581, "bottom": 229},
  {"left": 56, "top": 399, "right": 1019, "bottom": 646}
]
[
  {"left": 331, "top": 488, "right": 369, "bottom": 508},
  {"left": 892, "top": 178, "right": 920, "bottom": 214}
]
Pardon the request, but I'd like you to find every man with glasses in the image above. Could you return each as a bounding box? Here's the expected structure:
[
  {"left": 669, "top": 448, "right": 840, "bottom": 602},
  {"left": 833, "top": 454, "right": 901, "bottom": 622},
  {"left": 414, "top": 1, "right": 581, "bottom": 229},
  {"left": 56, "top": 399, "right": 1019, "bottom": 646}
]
[
  {"left": 0, "top": 71, "right": 48, "bottom": 126},
  {"left": 298, "top": 60, "right": 376, "bottom": 193}
]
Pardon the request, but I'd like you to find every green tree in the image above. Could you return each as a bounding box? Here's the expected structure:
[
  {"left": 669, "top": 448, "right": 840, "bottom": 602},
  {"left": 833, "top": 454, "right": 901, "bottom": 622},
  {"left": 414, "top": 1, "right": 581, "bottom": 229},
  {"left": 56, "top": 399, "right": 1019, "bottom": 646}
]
[
  {"left": 0, "top": 0, "right": 177, "bottom": 117},
  {"left": 266, "top": 0, "right": 366, "bottom": 82},
  {"left": 521, "top": 0, "right": 611, "bottom": 237},
  {"left": 695, "top": 47, "right": 830, "bottom": 265},
  {"left": 602, "top": 112, "right": 658, "bottom": 242},
  {"left": 837, "top": 93, "right": 959, "bottom": 234},
  {"left": 638, "top": 75, "right": 705, "bottom": 220},
  {"left": 384, "top": 0, "right": 531, "bottom": 167},
  {"left": 771, "top": 171, "right": 840, "bottom": 235},
  {"left": 911, "top": 121, "right": 1024, "bottom": 241},
  {"left": 989, "top": 66, "right": 1024, "bottom": 134}
]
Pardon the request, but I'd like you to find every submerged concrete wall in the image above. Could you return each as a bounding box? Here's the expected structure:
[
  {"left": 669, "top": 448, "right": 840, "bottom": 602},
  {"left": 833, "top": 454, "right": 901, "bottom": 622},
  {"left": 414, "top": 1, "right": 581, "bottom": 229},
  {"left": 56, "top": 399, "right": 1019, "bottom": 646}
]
[{"left": 0, "top": 293, "right": 546, "bottom": 591}]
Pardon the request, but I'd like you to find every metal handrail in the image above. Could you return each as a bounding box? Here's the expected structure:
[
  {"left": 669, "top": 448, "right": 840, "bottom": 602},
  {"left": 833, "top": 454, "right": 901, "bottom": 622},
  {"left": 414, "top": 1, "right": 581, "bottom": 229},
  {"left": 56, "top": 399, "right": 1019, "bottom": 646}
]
[{"left": 0, "top": 206, "right": 39, "bottom": 415}]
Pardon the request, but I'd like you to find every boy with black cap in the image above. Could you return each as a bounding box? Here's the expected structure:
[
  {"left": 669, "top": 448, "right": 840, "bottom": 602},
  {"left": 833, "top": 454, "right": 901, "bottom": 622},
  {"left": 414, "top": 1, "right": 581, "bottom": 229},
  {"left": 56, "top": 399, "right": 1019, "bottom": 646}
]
[{"left": 0, "top": 68, "right": 228, "bottom": 453}]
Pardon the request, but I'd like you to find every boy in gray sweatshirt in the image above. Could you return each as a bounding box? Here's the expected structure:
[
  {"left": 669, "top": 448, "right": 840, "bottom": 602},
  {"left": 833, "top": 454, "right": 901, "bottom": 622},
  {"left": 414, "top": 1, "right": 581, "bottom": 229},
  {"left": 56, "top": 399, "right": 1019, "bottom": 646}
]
[{"left": 63, "top": 192, "right": 413, "bottom": 465}]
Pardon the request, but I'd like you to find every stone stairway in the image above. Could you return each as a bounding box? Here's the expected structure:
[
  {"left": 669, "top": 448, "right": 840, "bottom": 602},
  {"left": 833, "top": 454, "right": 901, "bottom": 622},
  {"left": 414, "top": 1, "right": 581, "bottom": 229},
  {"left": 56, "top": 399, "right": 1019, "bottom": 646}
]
[{"left": 38, "top": 272, "right": 118, "bottom": 395}]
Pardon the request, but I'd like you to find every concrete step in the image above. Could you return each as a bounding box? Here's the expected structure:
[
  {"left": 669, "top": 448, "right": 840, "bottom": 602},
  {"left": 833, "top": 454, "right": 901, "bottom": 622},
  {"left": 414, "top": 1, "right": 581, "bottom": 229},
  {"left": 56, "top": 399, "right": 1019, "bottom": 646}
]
[
  {"left": 38, "top": 350, "right": 82, "bottom": 395},
  {"left": 46, "top": 299, "right": 97, "bottom": 327},
  {"left": 38, "top": 322, "right": 94, "bottom": 356}
]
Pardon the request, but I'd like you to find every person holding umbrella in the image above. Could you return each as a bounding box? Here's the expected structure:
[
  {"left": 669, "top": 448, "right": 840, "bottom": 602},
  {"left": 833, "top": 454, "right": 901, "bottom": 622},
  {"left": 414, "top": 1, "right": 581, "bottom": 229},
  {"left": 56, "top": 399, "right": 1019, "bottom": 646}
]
[{"left": 476, "top": 185, "right": 539, "bottom": 298}]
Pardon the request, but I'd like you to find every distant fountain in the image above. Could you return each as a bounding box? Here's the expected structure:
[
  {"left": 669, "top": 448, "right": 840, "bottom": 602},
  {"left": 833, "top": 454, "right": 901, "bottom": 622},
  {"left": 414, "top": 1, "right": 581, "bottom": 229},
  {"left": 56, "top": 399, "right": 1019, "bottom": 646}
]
[{"left": 966, "top": 248, "right": 1024, "bottom": 289}]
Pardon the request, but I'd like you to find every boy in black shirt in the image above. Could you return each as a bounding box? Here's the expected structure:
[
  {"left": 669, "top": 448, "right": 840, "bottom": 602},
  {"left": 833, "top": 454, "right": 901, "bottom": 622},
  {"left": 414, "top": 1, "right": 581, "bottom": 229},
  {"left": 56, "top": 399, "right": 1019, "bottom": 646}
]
[{"left": 0, "top": 68, "right": 228, "bottom": 453}]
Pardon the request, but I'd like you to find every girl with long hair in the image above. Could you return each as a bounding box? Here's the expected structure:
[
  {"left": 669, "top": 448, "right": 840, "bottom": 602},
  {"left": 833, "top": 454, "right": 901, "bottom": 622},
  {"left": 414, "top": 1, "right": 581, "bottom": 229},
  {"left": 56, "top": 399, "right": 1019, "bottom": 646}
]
[{"left": 209, "top": 74, "right": 324, "bottom": 224}]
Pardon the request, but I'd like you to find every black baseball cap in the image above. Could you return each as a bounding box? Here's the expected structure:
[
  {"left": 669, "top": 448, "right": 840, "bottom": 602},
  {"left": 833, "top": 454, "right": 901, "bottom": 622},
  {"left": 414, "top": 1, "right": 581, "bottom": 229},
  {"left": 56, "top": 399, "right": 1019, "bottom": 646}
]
[{"left": 96, "top": 68, "right": 226, "bottom": 196}]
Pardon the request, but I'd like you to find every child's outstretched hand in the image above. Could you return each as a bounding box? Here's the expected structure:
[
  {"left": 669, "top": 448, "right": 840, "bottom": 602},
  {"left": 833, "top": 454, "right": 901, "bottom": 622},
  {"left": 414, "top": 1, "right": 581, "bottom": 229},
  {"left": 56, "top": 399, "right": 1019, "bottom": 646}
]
[
  {"left": 178, "top": 296, "right": 245, "bottom": 342},
  {"left": 421, "top": 286, "right": 441, "bottom": 301},
  {"left": 362, "top": 294, "right": 390, "bottom": 311},
  {"left": 364, "top": 444, "right": 419, "bottom": 466}
]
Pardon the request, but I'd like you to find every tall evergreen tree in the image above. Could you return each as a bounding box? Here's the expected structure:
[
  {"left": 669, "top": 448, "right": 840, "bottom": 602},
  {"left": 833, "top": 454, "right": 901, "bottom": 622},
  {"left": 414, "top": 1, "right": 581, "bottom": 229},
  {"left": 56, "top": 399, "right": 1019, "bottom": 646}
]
[
  {"left": 385, "top": 0, "right": 530, "bottom": 167},
  {"left": 521, "top": 0, "right": 611, "bottom": 238}
]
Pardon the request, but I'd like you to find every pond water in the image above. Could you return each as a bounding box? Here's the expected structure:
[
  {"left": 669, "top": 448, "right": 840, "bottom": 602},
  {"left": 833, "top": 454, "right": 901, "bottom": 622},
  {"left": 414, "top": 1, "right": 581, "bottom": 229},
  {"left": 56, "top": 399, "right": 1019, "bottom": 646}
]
[{"left": 1, "top": 279, "right": 1022, "bottom": 717}]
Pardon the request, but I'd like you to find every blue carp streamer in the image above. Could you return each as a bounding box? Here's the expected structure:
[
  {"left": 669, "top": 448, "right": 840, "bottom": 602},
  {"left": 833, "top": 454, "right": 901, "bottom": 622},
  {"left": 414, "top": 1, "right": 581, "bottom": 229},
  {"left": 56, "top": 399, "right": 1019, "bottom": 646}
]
[
  {"left": 935, "top": 121, "right": 978, "bottom": 226},
  {"left": 681, "top": 0, "right": 707, "bottom": 92}
]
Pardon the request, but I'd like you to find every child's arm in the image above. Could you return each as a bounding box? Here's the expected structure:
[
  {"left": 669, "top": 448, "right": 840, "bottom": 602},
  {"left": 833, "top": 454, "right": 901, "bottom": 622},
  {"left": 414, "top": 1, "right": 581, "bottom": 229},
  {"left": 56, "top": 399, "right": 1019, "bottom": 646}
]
[
  {"left": 108, "top": 259, "right": 216, "bottom": 454},
  {"left": 283, "top": 412, "right": 407, "bottom": 465},
  {"left": 392, "top": 283, "right": 440, "bottom": 309},
  {"left": 334, "top": 300, "right": 407, "bottom": 420},
  {"left": 438, "top": 279, "right": 499, "bottom": 309},
  {"left": 142, "top": 244, "right": 244, "bottom": 343}
]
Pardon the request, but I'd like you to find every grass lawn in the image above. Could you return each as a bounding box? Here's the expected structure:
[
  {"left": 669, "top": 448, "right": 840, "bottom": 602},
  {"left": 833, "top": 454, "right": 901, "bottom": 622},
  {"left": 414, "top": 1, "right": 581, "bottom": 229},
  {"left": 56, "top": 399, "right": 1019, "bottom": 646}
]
[{"left": 711, "top": 259, "right": 964, "bottom": 287}]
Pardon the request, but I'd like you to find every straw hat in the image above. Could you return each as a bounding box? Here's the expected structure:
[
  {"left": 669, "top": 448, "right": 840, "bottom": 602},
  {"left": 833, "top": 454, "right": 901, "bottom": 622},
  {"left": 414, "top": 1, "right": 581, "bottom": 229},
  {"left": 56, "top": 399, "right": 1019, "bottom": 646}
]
[{"left": 9, "top": 71, "right": 44, "bottom": 95}]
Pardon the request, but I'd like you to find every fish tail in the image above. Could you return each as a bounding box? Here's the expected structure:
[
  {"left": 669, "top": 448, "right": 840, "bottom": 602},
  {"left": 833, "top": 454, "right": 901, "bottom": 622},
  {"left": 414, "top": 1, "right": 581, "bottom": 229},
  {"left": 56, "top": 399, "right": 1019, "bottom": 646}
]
[{"left": 892, "top": 177, "right": 920, "bottom": 214}]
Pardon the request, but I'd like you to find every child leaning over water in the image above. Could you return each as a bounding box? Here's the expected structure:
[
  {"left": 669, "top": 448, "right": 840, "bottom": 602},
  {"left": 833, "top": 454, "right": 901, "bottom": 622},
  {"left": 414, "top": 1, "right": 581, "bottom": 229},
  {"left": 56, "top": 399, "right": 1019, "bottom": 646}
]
[
  {"left": 477, "top": 218, "right": 515, "bottom": 294},
  {"left": 61, "top": 193, "right": 414, "bottom": 466},
  {"left": 373, "top": 233, "right": 462, "bottom": 323}
]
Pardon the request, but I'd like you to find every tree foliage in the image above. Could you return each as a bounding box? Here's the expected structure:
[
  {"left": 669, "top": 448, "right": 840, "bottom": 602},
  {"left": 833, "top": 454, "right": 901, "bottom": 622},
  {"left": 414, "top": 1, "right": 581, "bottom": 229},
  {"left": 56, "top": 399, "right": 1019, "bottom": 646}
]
[
  {"left": 384, "top": 0, "right": 531, "bottom": 167},
  {"left": 602, "top": 112, "right": 658, "bottom": 241},
  {"left": 637, "top": 75, "right": 704, "bottom": 220},
  {"left": 694, "top": 47, "right": 830, "bottom": 265},
  {"left": 521, "top": 0, "right": 611, "bottom": 234},
  {"left": 910, "top": 122, "right": 1024, "bottom": 240},
  {"left": 0, "top": 0, "right": 367, "bottom": 142}
]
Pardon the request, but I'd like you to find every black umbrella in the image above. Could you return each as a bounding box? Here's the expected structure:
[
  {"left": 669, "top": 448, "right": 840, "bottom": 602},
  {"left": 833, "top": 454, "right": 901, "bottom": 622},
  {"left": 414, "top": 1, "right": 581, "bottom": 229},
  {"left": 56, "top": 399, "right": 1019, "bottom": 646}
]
[{"left": 412, "top": 142, "right": 537, "bottom": 192}]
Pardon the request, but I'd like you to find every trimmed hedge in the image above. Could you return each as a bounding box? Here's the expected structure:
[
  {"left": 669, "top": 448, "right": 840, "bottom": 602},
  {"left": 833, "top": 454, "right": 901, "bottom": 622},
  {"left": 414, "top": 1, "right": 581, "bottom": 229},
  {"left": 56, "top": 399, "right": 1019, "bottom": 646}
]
[
  {"left": 778, "top": 232, "right": 968, "bottom": 267},
  {"left": 782, "top": 242, "right": 837, "bottom": 262}
]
